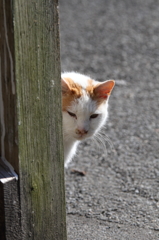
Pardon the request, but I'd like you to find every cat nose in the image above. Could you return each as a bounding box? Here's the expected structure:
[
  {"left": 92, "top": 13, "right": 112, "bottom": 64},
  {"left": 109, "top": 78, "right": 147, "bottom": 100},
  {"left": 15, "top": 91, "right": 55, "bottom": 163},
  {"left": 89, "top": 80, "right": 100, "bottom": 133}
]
[{"left": 75, "top": 128, "right": 88, "bottom": 135}]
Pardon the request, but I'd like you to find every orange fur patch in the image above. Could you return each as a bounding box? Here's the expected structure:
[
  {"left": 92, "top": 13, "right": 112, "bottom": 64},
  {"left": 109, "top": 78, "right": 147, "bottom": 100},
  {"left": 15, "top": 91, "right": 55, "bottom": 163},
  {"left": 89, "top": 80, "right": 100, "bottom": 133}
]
[
  {"left": 86, "top": 79, "right": 98, "bottom": 95},
  {"left": 62, "top": 77, "right": 83, "bottom": 111},
  {"left": 85, "top": 79, "right": 103, "bottom": 106},
  {"left": 62, "top": 77, "right": 115, "bottom": 110}
]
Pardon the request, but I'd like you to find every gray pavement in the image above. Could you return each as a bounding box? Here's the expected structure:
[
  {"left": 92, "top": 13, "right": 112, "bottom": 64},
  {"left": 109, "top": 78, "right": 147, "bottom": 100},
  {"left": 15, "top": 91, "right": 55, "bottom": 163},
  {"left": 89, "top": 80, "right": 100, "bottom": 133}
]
[{"left": 60, "top": 0, "right": 159, "bottom": 239}]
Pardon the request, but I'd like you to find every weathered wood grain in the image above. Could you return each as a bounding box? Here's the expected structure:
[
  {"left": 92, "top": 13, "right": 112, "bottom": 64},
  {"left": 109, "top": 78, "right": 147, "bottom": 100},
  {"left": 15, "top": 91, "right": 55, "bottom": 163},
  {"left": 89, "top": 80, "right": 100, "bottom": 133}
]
[
  {"left": 0, "top": 158, "right": 21, "bottom": 240},
  {"left": 0, "top": 0, "right": 67, "bottom": 239},
  {"left": 14, "top": 0, "right": 66, "bottom": 239},
  {"left": 0, "top": 0, "right": 18, "bottom": 173},
  {"left": 0, "top": 178, "right": 22, "bottom": 240}
]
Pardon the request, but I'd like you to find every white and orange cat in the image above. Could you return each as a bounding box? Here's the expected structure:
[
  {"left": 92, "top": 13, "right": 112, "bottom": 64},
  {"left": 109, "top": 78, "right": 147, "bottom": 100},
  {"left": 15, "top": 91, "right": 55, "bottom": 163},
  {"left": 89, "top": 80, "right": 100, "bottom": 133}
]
[{"left": 61, "top": 72, "right": 115, "bottom": 168}]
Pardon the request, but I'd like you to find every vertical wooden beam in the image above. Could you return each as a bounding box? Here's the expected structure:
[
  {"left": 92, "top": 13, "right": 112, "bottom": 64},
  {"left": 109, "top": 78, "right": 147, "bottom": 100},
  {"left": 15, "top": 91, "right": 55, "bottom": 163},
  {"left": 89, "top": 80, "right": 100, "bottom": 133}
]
[
  {"left": 0, "top": 178, "right": 21, "bottom": 240},
  {"left": 0, "top": 158, "right": 21, "bottom": 240},
  {"left": 0, "top": 0, "right": 67, "bottom": 239},
  {"left": 0, "top": 1, "right": 21, "bottom": 238},
  {"left": 0, "top": 0, "right": 18, "bottom": 173}
]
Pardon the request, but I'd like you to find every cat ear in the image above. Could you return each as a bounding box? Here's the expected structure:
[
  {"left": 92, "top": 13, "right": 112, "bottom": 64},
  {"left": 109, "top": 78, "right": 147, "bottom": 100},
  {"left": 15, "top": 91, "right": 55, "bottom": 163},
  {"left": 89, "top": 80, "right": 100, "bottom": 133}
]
[
  {"left": 94, "top": 80, "right": 115, "bottom": 99},
  {"left": 61, "top": 77, "right": 70, "bottom": 95}
]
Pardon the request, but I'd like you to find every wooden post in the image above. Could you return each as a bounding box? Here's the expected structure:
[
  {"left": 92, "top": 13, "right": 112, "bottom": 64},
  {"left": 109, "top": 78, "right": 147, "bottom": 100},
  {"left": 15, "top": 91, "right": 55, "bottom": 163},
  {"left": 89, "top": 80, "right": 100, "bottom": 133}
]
[
  {"left": 0, "top": 0, "right": 67, "bottom": 239},
  {"left": 0, "top": 158, "right": 21, "bottom": 240}
]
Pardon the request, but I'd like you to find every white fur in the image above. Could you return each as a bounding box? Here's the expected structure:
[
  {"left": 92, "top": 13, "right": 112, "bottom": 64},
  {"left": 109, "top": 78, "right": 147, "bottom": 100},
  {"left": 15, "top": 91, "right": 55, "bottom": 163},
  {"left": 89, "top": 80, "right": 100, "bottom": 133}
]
[{"left": 62, "top": 72, "right": 110, "bottom": 168}]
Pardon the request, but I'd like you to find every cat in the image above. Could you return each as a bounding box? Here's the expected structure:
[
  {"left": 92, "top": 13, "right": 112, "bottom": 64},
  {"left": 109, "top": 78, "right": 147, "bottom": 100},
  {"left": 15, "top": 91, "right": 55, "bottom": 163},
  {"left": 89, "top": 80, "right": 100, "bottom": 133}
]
[{"left": 61, "top": 72, "right": 115, "bottom": 168}]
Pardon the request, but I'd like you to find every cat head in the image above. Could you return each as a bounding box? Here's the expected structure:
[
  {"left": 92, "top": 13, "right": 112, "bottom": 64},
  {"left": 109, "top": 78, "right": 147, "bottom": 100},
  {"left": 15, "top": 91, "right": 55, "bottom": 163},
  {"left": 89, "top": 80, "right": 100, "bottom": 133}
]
[{"left": 61, "top": 72, "right": 115, "bottom": 141}]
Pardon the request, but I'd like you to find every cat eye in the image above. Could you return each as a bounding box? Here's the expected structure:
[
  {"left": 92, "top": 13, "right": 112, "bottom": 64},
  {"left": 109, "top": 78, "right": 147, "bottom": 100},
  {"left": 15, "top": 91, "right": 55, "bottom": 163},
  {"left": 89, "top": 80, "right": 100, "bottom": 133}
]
[
  {"left": 67, "top": 111, "right": 77, "bottom": 118},
  {"left": 90, "top": 114, "right": 99, "bottom": 119}
]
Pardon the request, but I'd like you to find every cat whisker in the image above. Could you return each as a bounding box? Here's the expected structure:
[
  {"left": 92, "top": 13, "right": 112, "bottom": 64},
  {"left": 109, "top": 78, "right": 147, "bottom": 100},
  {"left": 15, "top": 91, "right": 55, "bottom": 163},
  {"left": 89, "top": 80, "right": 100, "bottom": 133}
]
[
  {"left": 99, "top": 133, "right": 114, "bottom": 150},
  {"left": 94, "top": 131, "right": 117, "bottom": 156},
  {"left": 92, "top": 135, "right": 103, "bottom": 150},
  {"left": 93, "top": 134, "right": 108, "bottom": 156},
  {"left": 96, "top": 129, "right": 114, "bottom": 148}
]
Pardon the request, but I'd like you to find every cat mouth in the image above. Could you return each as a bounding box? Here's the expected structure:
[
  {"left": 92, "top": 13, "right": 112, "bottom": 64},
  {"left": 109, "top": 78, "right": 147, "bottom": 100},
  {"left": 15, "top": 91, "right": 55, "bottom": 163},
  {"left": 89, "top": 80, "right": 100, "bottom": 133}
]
[
  {"left": 75, "top": 128, "right": 89, "bottom": 140},
  {"left": 75, "top": 133, "right": 88, "bottom": 140}
]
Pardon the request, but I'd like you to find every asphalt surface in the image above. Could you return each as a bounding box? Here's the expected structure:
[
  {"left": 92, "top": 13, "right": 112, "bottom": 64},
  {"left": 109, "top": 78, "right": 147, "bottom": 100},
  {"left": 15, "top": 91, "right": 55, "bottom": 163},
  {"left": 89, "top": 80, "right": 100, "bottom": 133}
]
[{"left": 59, "top": 0, "right": 159, "bottom": 239}]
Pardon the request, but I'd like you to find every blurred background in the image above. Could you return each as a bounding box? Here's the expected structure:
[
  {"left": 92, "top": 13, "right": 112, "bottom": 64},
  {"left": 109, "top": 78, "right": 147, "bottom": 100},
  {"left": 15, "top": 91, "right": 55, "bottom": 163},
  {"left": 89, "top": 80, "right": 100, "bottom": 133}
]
[
  {"left": 59, "top": 0, "right": 159, "bottom": 239},
  {"left": 60, "top": 0, "right": 159, "bottom": 82}
]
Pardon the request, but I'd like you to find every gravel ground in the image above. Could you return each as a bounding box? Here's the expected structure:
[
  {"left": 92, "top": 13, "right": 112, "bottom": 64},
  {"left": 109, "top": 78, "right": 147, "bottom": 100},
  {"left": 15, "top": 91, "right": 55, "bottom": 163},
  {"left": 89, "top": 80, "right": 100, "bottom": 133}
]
[{"left": 59, "top": 0, "right": 159, "bottom": 239}]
